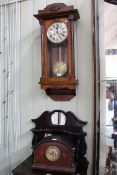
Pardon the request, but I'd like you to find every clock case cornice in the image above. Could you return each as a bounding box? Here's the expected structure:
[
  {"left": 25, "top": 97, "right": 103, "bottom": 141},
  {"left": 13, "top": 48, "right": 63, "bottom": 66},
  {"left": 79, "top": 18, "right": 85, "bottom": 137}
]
[{"left": 34, "top": 3, "right": 80, "bottom": 24}]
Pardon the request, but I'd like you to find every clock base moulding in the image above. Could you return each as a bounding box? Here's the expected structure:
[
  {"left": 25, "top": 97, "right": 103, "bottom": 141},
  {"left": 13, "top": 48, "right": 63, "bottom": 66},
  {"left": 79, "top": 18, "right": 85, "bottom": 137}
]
[
  {"left": 45, "top": 88, "right": 76, "bottom": 101},
  {"left": 39, "top": 76, "right": 78, "bottom": 101}
]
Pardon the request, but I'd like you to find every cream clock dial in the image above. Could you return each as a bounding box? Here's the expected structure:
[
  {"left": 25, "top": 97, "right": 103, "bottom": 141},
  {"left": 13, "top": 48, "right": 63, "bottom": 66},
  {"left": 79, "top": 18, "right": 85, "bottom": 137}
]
[
  {"left": 45, "top": 146, "right": 61, "bottom": 161},
  {"left": 47, "top": 22, "right": 68, "bottom": 43}
]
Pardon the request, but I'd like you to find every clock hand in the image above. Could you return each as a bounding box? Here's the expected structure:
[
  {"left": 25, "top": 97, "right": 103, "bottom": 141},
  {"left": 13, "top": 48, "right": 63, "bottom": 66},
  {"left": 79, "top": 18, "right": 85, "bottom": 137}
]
[
  {"left": 55, "top": 24, "right": 63, "bottom": 40},
  {"left": 58, "top": 32, "right": 62, "bottom": 40},
  {"left": 56, "top": 29, "right": 62, "bottom": 40}
]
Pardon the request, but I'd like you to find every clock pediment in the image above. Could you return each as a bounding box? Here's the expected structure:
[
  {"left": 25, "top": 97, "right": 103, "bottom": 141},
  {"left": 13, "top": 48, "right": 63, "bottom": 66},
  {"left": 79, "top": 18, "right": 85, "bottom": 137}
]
[{"left": 34, "top": 3, "right": 80, "bottom": 23}]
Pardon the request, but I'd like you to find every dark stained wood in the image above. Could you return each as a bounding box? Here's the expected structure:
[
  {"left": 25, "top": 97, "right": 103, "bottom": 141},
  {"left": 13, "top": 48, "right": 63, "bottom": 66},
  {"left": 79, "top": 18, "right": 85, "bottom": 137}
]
[
  {"left": 104, "top": 0, "right": 117, "bottom": 5},
  {"left": 12, "top": 111, "right": 88, "bottom": 175},
  {"left": 34, "top": 3, "right": 80, "bottom": 24},
  {"left": 12, "top": 155, "right": 88, "bottom": 175},
  {"left": 31, "top": 110, "right": 88, "bottom": 175},
  {"left": 45, "top": 88, "right": 76, "bottom": 101},
  {"left": 34, "top": 3, "right": 80, "bottom": 101},
  {"left": 91, "top": 0, "right": 99, "bottom": 174},
  {"left": 12, "top": 155, "right": 76, "bottom": 175},
  {"left": 33, "top": 141, "right": 75, "bottom": 173},
  {"left": 31, "top": 110, "right": 87, "bottom": 134}
]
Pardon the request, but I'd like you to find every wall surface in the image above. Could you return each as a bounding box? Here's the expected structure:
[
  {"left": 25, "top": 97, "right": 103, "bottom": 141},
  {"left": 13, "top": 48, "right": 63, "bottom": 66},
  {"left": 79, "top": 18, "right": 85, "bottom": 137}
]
[{"left": 0, "top": 0, "right": 93, "bottom": 175}]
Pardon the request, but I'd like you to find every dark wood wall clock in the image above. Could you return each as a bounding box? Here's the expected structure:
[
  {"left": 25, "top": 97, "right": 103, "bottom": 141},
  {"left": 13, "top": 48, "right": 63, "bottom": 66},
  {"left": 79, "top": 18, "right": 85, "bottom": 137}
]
[
  {"left": 31, "top": 110, "right": 89, "bottom": 175},
  {"left": 12, "top": 111, "right": 89, "bottom": 175},
  {"left": 34, "top": 3, "right": 80, "bottom": 101}
]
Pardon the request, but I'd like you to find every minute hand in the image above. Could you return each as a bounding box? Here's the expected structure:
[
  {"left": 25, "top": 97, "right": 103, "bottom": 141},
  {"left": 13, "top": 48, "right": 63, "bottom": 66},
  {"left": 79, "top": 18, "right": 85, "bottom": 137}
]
[
  {"left": 56, "top": 25, "right": 63, "bottom": 40},
  {"left": 57, "top": 30, "right": 62, "bottom": 39},
  {"left": 57, "top": 32, "right": 62, "bottom": 40}
]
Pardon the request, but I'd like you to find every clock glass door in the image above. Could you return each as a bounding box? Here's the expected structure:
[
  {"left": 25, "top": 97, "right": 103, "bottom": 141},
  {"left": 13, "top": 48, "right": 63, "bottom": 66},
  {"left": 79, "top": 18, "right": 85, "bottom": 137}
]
[
  {"left": 46, "top": 19, "right": 69, "bottom": 78},
  {"left": 96, "top": 2, "right": 117, "bottom": 175},
  {"left": 47, "top": 42, "right": 68, "bottom": 77}
]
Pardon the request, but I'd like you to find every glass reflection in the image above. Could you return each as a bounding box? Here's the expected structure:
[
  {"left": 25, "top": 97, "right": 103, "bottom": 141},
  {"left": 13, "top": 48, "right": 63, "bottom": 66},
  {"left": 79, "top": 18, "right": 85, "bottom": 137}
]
[
  {"left": 51, "top": 112, "right": 66, "bottom": 125},
  {"left": 98, "top": 1, "right": 117, "bottom": 175}
]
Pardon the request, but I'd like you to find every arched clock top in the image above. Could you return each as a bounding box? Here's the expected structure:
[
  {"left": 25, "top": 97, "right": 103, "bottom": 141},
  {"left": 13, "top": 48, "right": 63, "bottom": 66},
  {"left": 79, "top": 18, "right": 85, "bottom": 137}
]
[{"left": 31, "top": 110, "right": 87, "bottom": 135}]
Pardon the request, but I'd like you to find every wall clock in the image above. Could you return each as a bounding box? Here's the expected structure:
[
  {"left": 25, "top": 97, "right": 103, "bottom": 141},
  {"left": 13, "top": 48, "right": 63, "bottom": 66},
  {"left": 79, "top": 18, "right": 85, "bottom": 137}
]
[
  {"left": 31, "top": 110, "right": 89, "bottom": 175},
  {"left": 34, "top": 3, "right": 80, "bottom": 101}
]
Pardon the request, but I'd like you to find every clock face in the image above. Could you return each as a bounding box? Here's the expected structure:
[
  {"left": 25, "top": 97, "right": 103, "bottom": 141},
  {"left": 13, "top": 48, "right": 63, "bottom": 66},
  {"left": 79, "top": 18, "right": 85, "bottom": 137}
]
[
  {"left": 53, "top": 61, "right": 67, "bottom": 77},
  {"left": 45, "top": 146, "right": 61, "bottom": 161},
  {"left": 47, "top": 22, "right": 68, "bottom": 43}
]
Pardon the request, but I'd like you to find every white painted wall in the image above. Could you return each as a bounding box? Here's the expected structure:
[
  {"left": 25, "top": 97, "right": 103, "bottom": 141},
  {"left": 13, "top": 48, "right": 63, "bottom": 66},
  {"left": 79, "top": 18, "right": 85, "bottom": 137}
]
[{"left": 0, "top": 0, "right": 93, "bottom": 174}]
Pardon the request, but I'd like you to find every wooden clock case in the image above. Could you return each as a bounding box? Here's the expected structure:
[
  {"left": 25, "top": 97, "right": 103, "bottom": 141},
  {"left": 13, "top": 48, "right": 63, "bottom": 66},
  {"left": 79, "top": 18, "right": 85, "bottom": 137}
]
[
  {"left": 34, "top": 3, "right": 80, "bottom": 101},
  {"left": 31, "top": 110, "right": 89, "bottom": 175}
]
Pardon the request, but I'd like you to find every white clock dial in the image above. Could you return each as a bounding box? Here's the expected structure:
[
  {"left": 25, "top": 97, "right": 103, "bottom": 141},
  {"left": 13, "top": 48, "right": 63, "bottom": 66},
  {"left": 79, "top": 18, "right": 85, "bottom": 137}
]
[{"left": 47, "top": 22, "right": 68, "bottom": 43}]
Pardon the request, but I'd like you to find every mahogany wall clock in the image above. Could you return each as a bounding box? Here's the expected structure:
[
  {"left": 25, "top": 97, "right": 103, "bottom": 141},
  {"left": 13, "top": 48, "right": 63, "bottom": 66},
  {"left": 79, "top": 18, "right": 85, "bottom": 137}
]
[{"left": 34, "top": 3, "right": 80, "bottom": 101}]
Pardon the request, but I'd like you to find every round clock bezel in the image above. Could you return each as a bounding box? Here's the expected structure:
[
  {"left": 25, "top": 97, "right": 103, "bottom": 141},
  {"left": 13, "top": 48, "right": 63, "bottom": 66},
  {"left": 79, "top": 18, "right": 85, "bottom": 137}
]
[
  {"left": 45, "top": 146, "right": 61, "bottom": 161},
  {"left": 47, "top": 22, "right": 68, "bottom": 44}
]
